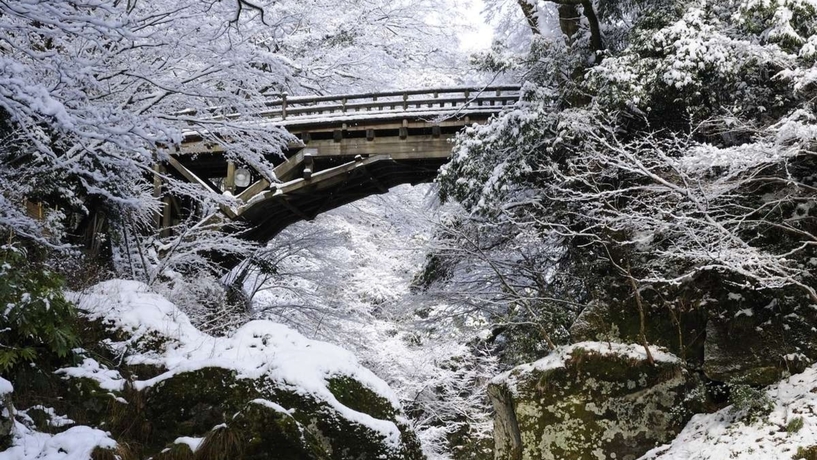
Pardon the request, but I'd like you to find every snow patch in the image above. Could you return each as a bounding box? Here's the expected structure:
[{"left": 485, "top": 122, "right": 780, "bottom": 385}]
[
  {"left": 492, "top": 341, "right": 679, "bottom": 395},
  {"left": 0, "top": 377, "right": 12, "bottom": 396},
  {"left": 1, "top": 423, "right": 116, "bottom": 460},
  {"left": 173, "top": 436, "right": 204, "bottom": 453},
  {"left": 641, "top": 364, "right": 817, "bottom": 460},
  {"left": 55, "top": 357, "right": 125, "bottom": 392}
]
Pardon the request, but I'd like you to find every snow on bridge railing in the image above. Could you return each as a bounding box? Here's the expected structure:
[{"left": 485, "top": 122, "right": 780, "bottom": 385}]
[
  {"left": 175, "top": 86, "right": 521, "bottom": 123},
  {"left": 260, "top": 85, "right": 521, "bottom": 121}
]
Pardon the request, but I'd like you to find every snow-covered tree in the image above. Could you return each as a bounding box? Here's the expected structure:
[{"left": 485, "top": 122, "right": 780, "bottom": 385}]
[
  {"left": 0, "top": 0, "right": 477, "bottom": 275},
  {"left": 438, "top": 0, "right": 817, "bottom": 357}
]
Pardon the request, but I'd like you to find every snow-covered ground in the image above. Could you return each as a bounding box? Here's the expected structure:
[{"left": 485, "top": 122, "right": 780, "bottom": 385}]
[{"left": 641, "top": 366, "right": 817, "bottom": 460}]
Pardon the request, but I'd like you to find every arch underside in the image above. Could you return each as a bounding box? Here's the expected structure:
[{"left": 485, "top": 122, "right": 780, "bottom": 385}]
[{"left": 237, "top": 156, "right": 446, "bottom": 242}]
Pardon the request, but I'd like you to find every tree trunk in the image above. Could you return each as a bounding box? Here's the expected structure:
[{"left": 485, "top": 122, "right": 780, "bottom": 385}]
[
  {"left": 558, "top": 4, "right": 580, "bottom": 41},
  {"left": 517, "top": 0, "right": 541, "bottom": 35}
]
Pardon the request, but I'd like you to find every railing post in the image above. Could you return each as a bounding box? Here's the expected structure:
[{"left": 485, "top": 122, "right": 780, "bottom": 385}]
[
  {"left": 402, "top": 92, "right": 408, "bottom": 111},
  {"left": 342, "top": 97, "right": 347, "bottom": 113},
  {"left": 281, "top": 92, "right": 288, "bottom": 120},
  {"left": 225, "top": 160, "right": 236, "bottom": 193},
  {"left": 153, "top": 164, "right": 163, "bottom": 229},
  {"left": 153, "top": 164, "right": 172, "bottom": 237}
]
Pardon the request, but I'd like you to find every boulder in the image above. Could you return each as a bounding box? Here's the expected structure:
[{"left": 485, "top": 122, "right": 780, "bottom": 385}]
[
  {"left": 142, "top": 367, "right": 421, "bottom": 460},
  {"left": 702, "top": 291, "right": 817, "bottom": 386},
  {"left": 0, "top": 380, "right": 13, "bottom": 450},
  {"left": 488, "top": 342, "right": 691, "bottom": 460}
]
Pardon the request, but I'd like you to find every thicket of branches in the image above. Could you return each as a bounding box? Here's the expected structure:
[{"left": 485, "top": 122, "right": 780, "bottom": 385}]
[{"left": 434, "top": 0, "right": 817, "bottom": 363}]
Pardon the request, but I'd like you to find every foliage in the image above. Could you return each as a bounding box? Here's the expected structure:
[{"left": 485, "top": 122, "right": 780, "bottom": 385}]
[
  {"left": 787, "top": 417, "right": 805, "bottom": 434},
  {"left": 0, "top": 244, "right": 78, "bottom": 371},
  {"left": 795, "top": 445, "right": 817, "bottom": 460},
  {"left": 437, "top": 0, "right": 817, "bottom": 364},
  {"left": 728, "top": 383, "right": 774, "bottom": 424}
]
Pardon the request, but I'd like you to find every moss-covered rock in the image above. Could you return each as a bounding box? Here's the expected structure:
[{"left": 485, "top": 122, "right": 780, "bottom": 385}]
[
  {"left": 489, "top": 342, "right": 693, "bottom": 460},
  {"left": 142, "top": 367, "right": 422, "bottom": 460},
  {"left": 0, "top": 392, "right": 13, "bottom": 450},
  {"left": 702, "top": 287, "right": 817, "bottom": 386},
  {"left": 570, "top": 278, "right": 817, "bottom": 387},
  {"left": 569, "top": 295, "right": 708, "bottom": 366}
]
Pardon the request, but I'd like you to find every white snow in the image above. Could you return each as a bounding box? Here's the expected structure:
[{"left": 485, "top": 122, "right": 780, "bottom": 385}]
[
  {"left": 492, "top": 341, "right": 680, "bottom": 395},
  {"left": 249, "top": 398, "right": 296, "bottom": 415},
  {"left": 173, "top": 436, "right": 204, "bottom": 452},
  {"left": 20, "top": 407, "right": 74, "bottom": 428},
  {"left": 641, "top": 364, "right": 817, "bottom": 460},
  {"left": 54, "top": 357, "right": 125, "bottom": 392},
  {"left": 0, "top": 423, "right": 116, "bottom": 460},
  {"left": 0, "top": 377, "right": 13, "bottom": 396},
  {"left": 69, "top": 279, "right": 404, "bottom": 448}
]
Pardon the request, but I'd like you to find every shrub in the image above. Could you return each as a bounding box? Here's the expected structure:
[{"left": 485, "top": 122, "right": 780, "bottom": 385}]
[
  {"left": 787, "top": 417, "right": 805, "bottom": 434},
  {"left": 729, "top": 383, "right": 774, "bottom": 424},
  {"left": 0, "top": 243, "right": 79, "bottom": 371}
]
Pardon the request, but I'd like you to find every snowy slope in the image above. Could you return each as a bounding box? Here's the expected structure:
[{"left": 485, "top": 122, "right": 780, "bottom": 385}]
[{"left": 641, "top": 365, "right": 817, "bottom": 460}]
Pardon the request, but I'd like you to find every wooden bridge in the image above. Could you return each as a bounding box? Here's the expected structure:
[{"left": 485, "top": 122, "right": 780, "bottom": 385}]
[{"left": 163, "top": 86, "right": 520, "bottom": 242}]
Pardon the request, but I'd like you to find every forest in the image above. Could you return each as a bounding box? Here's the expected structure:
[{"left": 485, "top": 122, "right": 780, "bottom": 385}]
[{"left": 2, "top": 0, "right": 817, "bottom": 459}]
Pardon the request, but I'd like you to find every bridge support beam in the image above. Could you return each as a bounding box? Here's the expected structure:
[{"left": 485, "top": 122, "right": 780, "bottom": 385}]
[{"left": 225, "top": 160, "right": 236, "bottom": 193}]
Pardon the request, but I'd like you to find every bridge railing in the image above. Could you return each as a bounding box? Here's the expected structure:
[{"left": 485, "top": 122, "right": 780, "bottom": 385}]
[
  {"left": 176, "top": 86, "right": 521, "bottom": 123},
  {"left": 258, "top": 85, "right": 521, "bottom": 122}
]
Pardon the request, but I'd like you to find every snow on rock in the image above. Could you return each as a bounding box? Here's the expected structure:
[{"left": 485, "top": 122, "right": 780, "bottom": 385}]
[
  {"left": 492, "top": 341, "right": 680, "bottom": 395},
  {"left": 173, "top": 436, "right": 204, "bottom": 453},
  {"left": 0, "top": 423, "right": 116, "bottom": 460},
  {"left": 54, "top": 357, "right": 125, "bottom": 392},
  {"left": 249, "top": 398, "right": 295, "bottom": 415},
  {"left": 70, "top": 279, "right": 403, "bottom": 447},
  {"left": 641, "top": 364, "right": 817, "bottom": 460},
  {"left": 0, "top": 377, "right": 12, "bottom": 396}
]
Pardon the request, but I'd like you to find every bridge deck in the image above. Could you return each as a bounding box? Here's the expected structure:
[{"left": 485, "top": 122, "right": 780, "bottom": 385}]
[{"left": 163, "top": 86, "right": 520, "bottom": 242}]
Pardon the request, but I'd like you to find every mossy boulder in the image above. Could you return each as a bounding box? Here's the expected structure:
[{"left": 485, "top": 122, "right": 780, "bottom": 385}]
[
  {"left": 569, "top": 296, "right": 708, "bottom": 366},
  {"left": 1, "top": 392, "right": 13, "bottom": 449},
  {"left": 51, "top": 280, "right": 427, "bottom": 460},
  {"left": 488, "top": 342, "right": 692, "bottom": 460},
  {"left": 142, "top": 367, "right": 421, "bottom": 460},
  {"left": 570, "top": 277, "right": 817, "bottom": 387},
  {"left": 702, "top": 288, "right": 817, "bottom": 386}
]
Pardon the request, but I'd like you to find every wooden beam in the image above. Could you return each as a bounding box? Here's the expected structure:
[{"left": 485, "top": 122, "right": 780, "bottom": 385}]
[
  {"left": 303, "top": 153, "right": 314, "bottom": 180},
  {"left": 272, "top": 149, "right": 305, "bottom": 183},
  {"left": 166, "top": 156, "right": 219, "bottom": 194},
  {"left": 362, "top": 165, "right": 389, "bottom": 193},
  {"left": 303, "top": 135, "right": 454, "bottom": 159},
  {"left": 225, "top": 160, "right": 236, "bottom": 193},
  {"left": 280, "top": 196, "right": 311, "bottom": 220}
]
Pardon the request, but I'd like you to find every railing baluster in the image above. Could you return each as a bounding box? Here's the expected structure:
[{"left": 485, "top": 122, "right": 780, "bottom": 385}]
[{"left": 281, "top": 93, "right": 288, "bottom": 120}]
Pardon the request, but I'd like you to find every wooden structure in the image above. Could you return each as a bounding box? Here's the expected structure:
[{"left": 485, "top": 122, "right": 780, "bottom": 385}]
[{"left": 164, "top": 86, "right": 520, "bottom": 242}]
